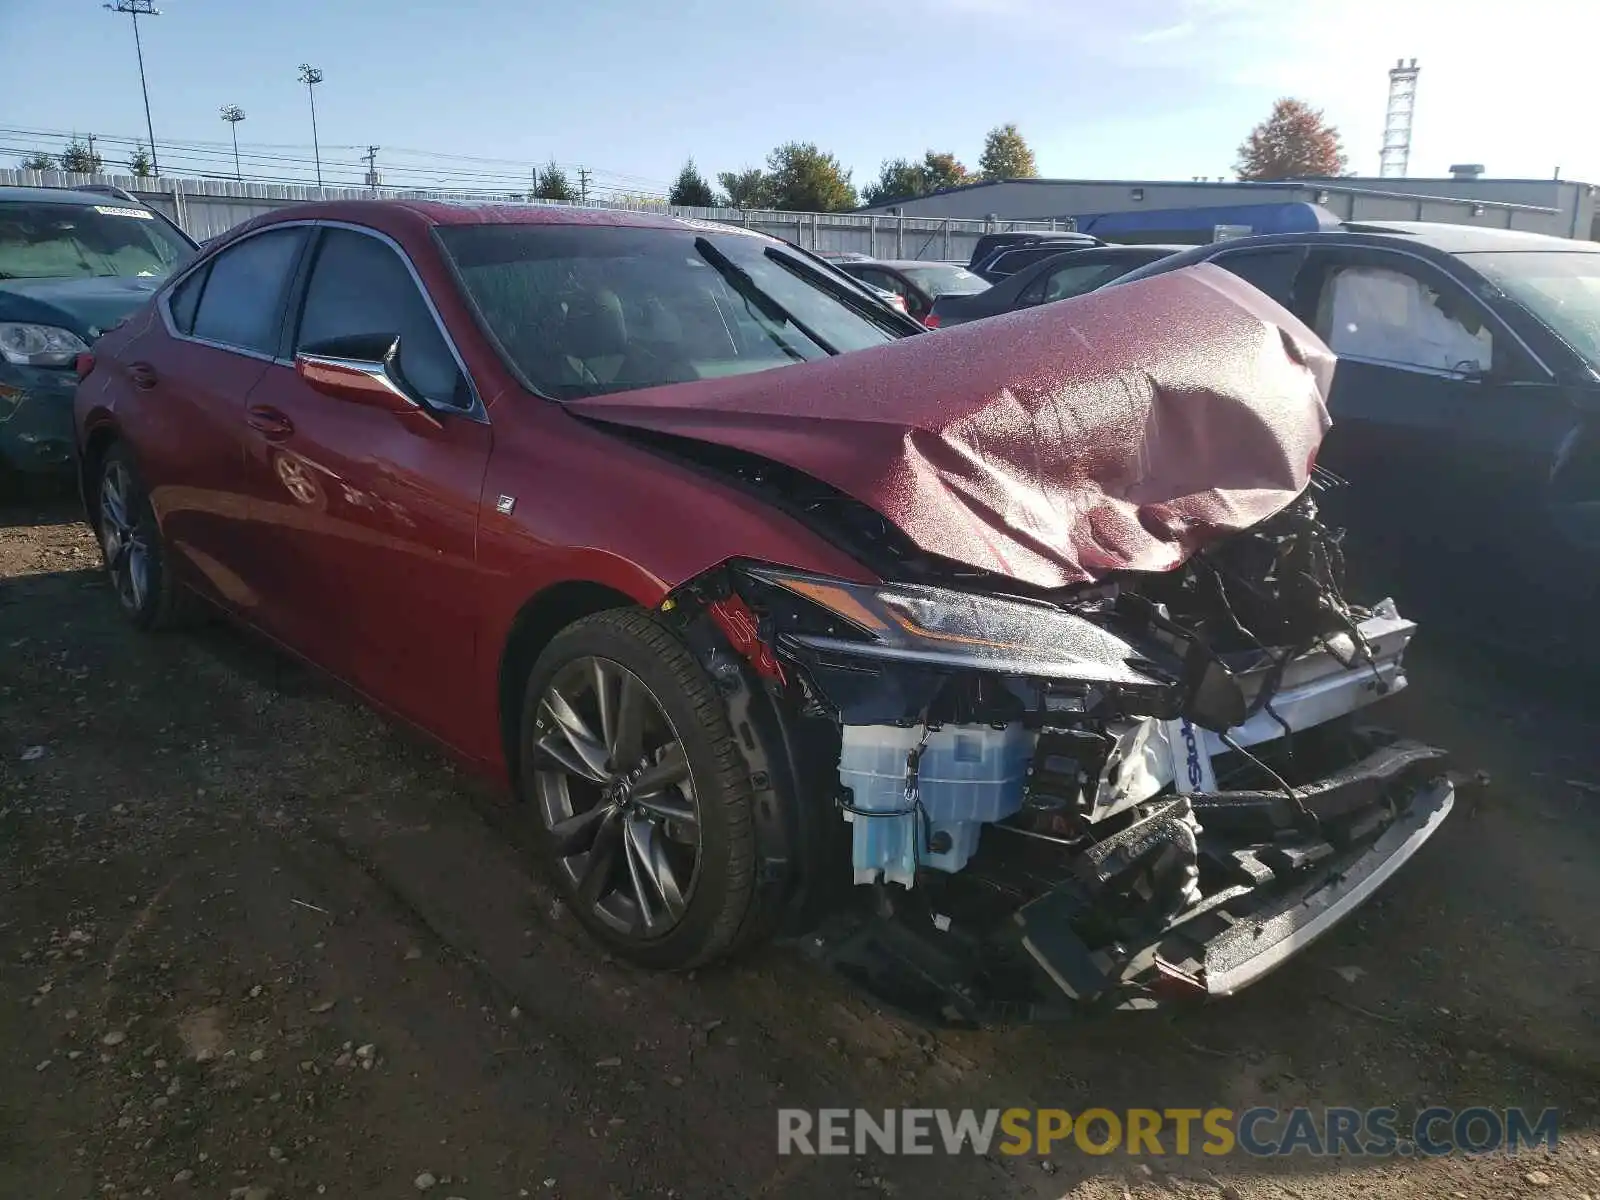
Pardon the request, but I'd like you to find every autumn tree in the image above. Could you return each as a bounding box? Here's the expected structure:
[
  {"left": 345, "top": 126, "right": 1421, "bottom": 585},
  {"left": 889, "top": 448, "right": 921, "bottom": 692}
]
[
  {"left": 60, "top": 139, "right": 104, "bottom": 174},
  {"left": 19, "top": 151, "right": 55, "bottom": 171},
  {"left": 127, "top": 143, "right": 153, "bottom": 178},
  {"left": 534, "top": 160, "right": 575, "bottom": 201},
  {"left": 861, "top": 150, "right": 971, "bottom": 206},
  {"left": 716, "top": 167, "right": 773, "bottom": 209},
  {"left": 668, "top": 158, "right": 719, "bottom": 207},
  {"left": 764, "top": 142, "right": 857, "bottom": 212},
  {"left": 921, "top": 150, "right": 970, "bottom": 191},
  {"left": 1235, "top": 98, "right": 1347, "bottom": 180},
  {"left": 977, "top": 124, "right": 1037, "bottom": 180}
]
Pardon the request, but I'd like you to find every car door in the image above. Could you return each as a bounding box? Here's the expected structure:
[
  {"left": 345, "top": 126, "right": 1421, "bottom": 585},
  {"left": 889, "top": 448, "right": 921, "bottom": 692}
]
[
  {"left": 236, "top": 223, "right": 493, "bottom": 747},
  {"left": 1295, "top": 247, "right": 1568, "bottom": 596},
  {"left": 129, "top": 226, "right": 309, "bottom": 613}
]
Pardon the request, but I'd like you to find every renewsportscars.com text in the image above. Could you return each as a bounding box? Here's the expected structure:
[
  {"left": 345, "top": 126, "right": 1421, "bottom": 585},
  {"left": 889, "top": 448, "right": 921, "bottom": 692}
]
[{"left": 777, "top": 1107, "right": 1561, "bottom": 1158}]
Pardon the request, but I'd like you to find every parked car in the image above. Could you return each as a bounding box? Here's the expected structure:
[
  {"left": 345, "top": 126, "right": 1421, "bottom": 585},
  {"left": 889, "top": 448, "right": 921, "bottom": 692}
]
[
  {"left": 832, "top": 258, "right": 990, "bottom": 325},
  {"left": 0, "top": 186, "right": 197, "bottom": 481},
  {"left": 965, "top": 229, "right": 1098, "bottom": 272},
  {"left": 1114, "top": 223, "right": 1600, "bottom": 659},
  {"left": 75, "top": 202, "right": 1453, "bottom": 1022},
  {"left": 929, "top": 244, "right": 1186, "bottom": 328}
]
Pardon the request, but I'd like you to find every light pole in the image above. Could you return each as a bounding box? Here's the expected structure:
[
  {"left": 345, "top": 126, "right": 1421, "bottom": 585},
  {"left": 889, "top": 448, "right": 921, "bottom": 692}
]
[
  {"left": 104, "top": 0, "right": 162, "bottom": 177},
  {"left": 219, "top": 105, "right": 245, "bottom": 180},
  {"left": 297, "top": 64, "right": 324, "bottom": 187}
]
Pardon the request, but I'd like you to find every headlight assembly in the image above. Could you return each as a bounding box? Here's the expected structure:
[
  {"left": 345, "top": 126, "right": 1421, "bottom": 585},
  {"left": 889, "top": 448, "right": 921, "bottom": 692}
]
[
  {"left": 739, "top": 563, "right": 1164, "bottom": 687},
  {"left": 0, "top": 323, "right": 90, "bottom": 368}
]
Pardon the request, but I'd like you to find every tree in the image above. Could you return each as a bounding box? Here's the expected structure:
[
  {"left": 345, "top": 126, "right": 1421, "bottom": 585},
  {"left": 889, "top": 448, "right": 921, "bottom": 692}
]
[
  {"left": 977, "top": 124, "right": 1038, "bottom": 180},
  {"left": 716, "top": 167, "right": 773, "bottom": 209},
  {"left": 764, "top": 141, "right": 857, "bottom": 212},
  {"left": 862, "top": 158, "right": 926, "bottom": 207},
  {"left": 19, "top": 151, "right": 55, "bottom": 171},
  {"left": 1235, "top": 98, "right": 1347, "bottom": 181},
  {"left": 533, "top": 160, "right": 575, "bottom": 202},
  {"left": 920, "top": 150, "right": 970, "bottom": 192},
  {"left": 127, "top": 143, "right": 153, "bottom": 178},
  {"left": 668, "top": 158, "right": 719, "bottom": 207},
  {"left": 861, "top": 149, "right": 972, "bottom": 206},
  {"left": 60, "top": 139, "right": 104, "bottom": 174}
]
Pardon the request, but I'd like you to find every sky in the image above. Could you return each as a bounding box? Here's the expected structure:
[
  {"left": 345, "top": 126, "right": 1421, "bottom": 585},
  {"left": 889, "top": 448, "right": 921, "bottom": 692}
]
[{"left": 1, "top": 0, "right": 1594, "bottom": 196}]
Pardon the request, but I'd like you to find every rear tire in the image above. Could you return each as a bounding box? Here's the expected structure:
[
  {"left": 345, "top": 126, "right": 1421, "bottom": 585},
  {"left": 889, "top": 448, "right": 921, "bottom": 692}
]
[
  {"left": 93, "top": 442, "right": 193, "bottom": 631},
  {"left": 517, "top": 609, "right": 765, "bottom": 970}
]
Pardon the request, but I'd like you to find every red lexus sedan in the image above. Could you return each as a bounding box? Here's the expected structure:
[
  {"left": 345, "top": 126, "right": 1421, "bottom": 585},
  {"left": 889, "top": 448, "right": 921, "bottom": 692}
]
[{"left": 74, "top": 201, "right": 1453, "bottom": 1022}]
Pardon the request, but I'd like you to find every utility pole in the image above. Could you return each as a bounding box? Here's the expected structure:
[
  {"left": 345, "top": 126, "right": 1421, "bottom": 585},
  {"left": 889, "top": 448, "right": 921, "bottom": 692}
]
[
  {"left": 104, "top": 0, "right": 162, "bottom": 177},
  {"left": 297, "top": 64, "right": 324, "bottom": 187},
  {"left": 362, "top": 145, "right": 381, "bottom": 193},
  {"left": 86, "top": 133, "right": 97, "bottom": 169},
  {"left": 577, "top": 166, "right": 591, "bottom": 204},
  {"left": 220, "top": 105, "right": 246, "bottom": 180}
]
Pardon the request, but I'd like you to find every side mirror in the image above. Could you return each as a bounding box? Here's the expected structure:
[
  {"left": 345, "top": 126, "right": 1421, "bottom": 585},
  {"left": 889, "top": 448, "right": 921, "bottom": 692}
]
[{"left": 294, "top": 334, "right": 441, "bottom": 428}]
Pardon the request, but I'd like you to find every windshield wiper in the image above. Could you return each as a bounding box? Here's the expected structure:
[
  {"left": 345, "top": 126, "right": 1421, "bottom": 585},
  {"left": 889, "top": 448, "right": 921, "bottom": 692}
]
[
  {"left": 693, "top": 237, "right": 836, "bottom": 355},
  {"left": 762, "top": 246, "right": 917, "bottom": 334}
]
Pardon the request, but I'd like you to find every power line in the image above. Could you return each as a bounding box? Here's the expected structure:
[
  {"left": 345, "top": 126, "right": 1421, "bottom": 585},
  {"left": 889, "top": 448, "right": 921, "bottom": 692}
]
[{"left": 1, "top": 124, "right": 668, "bottom": 197}]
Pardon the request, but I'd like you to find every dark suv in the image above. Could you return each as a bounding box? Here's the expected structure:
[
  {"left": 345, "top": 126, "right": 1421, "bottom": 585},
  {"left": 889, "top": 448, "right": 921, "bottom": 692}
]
[
  {"left": 0, "top": 186, "right": 197, "bottom": 480},
  {"left": 1117, "top": 222, "right": 1600, "bottom": 657}
]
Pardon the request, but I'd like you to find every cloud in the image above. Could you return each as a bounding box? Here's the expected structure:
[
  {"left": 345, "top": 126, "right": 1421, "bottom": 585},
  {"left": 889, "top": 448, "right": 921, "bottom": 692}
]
[{"left": 1134, "top": 20, "right": 1195, "bottom": 43}]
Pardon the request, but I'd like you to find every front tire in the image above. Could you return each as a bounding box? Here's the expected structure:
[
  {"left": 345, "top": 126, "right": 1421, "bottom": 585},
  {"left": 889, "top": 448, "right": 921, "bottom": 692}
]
[
  {"left": 518, "top": 609, "right": 763, "bottom": 970},
  {"left": 94, "top": 443, "right": 190, "bottom": 631}
]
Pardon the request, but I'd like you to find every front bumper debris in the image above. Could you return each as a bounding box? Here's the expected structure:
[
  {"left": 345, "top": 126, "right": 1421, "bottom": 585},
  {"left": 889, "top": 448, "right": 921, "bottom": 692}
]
[{"left": 1017, "top": 758, "right": 1453, "bottom": 1006}]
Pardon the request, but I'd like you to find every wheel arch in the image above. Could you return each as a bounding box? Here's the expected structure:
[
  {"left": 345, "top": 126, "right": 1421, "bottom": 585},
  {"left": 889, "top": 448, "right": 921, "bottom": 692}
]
[
  {"left": 496, "top": 579, "right": 642, "bottom": 782},
  {"left": 77, "top": 416, "right": 122, "bottom": 524}
]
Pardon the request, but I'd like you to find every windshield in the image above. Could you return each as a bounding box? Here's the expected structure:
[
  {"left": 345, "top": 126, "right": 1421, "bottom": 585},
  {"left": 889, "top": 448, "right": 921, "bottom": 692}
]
[
  {"left": 0, "top": 201, "right": 193, "bottom": 281},
  {"left": 899, "top": 264, "right": 990, "bottom": 296},
  {"left": 1465, "top": 250, "right": 1600, "bottom": 370},
  {"left": 438, "top": 224, "right": 904, "bottom": 400}
]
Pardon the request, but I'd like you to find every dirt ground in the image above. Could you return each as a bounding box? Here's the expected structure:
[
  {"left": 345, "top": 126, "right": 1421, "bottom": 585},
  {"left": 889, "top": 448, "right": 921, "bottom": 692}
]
[{"left": 5, "top": 492, "right": 1600, "bottom": 1200}]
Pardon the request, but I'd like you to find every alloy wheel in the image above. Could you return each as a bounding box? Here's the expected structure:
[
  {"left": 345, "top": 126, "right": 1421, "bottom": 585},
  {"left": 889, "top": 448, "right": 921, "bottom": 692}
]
[
  {"left": 99, "top": 459, "right": 151, "bottom": 614},
  {"left": 531, "top": 656, "right": 703, "bottom": 938}
]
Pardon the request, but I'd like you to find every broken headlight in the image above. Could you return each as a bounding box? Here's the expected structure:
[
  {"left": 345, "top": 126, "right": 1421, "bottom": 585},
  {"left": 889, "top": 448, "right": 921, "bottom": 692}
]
[{"left": 739, "top": 564, "right": 1164, "bottom": 688}]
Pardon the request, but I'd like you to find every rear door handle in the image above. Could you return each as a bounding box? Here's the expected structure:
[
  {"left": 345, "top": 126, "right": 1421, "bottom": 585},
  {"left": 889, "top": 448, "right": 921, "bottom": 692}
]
[
  {"left": 128, "top": 362, "right": 158, "bottom": 390},
  {"left": 246, "top": 405, "right": 294, "bottom": 440}
]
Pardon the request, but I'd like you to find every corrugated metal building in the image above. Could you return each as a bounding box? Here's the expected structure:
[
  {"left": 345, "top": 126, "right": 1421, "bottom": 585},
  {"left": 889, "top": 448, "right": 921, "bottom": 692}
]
[{"left": 856, "top": 177, "right": 1599, "bottom": 241}]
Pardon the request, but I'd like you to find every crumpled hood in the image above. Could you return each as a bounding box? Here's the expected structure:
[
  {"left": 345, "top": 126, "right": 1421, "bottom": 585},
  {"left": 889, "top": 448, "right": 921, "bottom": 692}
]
[
  {"left": 572, "top": 263, "right": 1336, "bottom": 589},
  {"left": 0, "top": 275, "right": 165, "bottom": 340}
]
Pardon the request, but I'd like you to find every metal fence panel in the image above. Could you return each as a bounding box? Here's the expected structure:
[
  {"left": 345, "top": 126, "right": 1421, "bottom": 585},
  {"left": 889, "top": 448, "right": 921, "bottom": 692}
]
[{"left": 0, "top": 169, "right": 1061, "bottom": 261}]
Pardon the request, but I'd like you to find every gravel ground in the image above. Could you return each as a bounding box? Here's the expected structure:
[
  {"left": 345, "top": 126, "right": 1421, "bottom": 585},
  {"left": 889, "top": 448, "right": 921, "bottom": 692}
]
[{"left": 5, "top": 493, "right": 1600, "bottom": 1200}]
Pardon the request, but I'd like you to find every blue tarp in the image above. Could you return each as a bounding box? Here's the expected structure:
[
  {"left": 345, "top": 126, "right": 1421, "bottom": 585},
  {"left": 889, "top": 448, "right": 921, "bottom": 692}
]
[{"left": 1072, "top": 202, "right": 1342, "bottom": 243}]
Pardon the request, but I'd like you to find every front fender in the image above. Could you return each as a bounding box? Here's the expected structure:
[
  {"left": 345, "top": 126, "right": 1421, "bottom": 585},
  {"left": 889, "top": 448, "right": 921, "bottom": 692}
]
[{"left": 466, "top": 405, "right": 879, "bottom": 773}]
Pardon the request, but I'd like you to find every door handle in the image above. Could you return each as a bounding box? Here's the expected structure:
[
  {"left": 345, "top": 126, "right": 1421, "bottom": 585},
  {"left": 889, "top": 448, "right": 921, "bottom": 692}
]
[
  {"left": 128, "top": 362, "right": 158, "bottom": 390},
  {"left": 246, "top": 404, "right": 294, "bottom": 440}
]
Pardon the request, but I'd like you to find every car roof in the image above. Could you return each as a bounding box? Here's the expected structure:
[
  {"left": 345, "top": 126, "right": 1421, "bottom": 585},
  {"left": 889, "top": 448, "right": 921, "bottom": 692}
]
[
  {"left": 251, "top": 198, "right": 722, "bottom": 233},
  {"left": 870, "top": 259, "right": 979, "bottom": 270},
  {"left": 0, "top": 185, "right": 153, "bottom": 207},
  {"left": 1332, "top": 220, "right": 1599, "bottom": 254}
]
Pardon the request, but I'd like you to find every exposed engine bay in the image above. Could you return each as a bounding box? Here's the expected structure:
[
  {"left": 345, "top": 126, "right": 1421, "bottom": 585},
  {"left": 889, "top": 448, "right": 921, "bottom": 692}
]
[{"left": 661, "top": 470, "right": 1453, "bottom": 1024}]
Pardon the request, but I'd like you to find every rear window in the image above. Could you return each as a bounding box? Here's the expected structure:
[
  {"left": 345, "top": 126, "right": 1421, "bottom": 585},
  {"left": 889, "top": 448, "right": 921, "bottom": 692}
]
[
  {"left": 439, "top": 225, "right": 905, "bottom": 400},
  {"left": 899, "top": 264, "right": 989, "bottom": 296},
  {"left": 0, "top": 201, "right": 193, "bottom": 280}
]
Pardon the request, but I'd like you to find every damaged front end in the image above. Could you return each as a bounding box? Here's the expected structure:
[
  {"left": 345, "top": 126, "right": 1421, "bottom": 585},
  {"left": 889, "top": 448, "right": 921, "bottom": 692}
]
[{"left": 661, "top": 487, "right": 1452, "bottom": 1024}]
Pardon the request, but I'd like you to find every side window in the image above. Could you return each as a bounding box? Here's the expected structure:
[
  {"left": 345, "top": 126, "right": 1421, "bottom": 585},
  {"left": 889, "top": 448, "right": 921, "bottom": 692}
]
[
  {"left": 190, "top": 228, "right": 304, "bottom": 354},
  {"left": 167, "top": 265, "right": 208, "bottom": 335},
  {"left": 1041, "top": 262, "right": 1121, "bottom": 303},
  {"left": 1211, "top": 248, "right": 1305, "bottom": 308},
  {"left": 296, "top": 229, "right": 465, "bottom": 407},
  {"left": 1314, "top": 263, "right": 1495, "bottom": 375}
]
